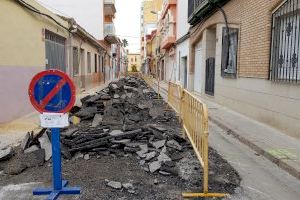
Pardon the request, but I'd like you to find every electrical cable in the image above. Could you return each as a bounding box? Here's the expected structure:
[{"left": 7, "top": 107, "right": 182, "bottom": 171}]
[{"left": 15, "top": 0, "right": 70, "bottom": 32}]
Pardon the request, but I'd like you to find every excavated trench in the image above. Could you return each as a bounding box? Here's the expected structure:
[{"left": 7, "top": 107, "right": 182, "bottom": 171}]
[{"left": 0, "top": 76, "right": 240, "bottom": 200}]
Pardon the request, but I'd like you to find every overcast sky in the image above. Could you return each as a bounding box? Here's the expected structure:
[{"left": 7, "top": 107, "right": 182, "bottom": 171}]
[{"left": 37, "top": 0, "right": 141, "bottom": 53}]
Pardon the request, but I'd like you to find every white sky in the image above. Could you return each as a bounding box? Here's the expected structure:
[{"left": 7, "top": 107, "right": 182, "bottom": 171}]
[{"left": 37, "top": 0, "right": 141, "bottom": 53}]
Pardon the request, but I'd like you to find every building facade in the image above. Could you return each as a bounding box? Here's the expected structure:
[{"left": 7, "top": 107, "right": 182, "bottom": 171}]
[
  {"left": 127, "top": 54, "right": 142, "bottom": 72},
  {"left": 140, "top": 0, "right": 163, "bottom": 73},
  {"left": 187, "top": 0, "right": 300, "bottom": 138},
  {"left": 158, "top": 0, "right": 177, "bottom": 82},
  {"left": 175, "top": 0, "right": 190, "bottom": 88},
  {"left": 0, "top": 0, "right": 106, "bottom": 123}
]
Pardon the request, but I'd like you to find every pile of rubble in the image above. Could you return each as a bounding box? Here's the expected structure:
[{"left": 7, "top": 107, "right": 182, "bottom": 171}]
[{"left": 0, "top": 77, "right": 188, "bottom": 177}]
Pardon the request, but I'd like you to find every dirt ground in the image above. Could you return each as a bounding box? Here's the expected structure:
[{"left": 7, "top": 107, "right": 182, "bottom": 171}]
[
  {"left": 0, "top": 77, "right": 241, "bottom": 200},
  {"left": 0, "top": 148, "right": 240, "bottom": 200}
]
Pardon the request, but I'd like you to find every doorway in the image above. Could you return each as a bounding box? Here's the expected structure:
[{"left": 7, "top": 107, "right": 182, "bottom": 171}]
[
  {"left": 182, "top": 57, "right": 188, "bottom": 89},
  {"left": 80, "top": 48, "right": 86, "bottom": 89}
]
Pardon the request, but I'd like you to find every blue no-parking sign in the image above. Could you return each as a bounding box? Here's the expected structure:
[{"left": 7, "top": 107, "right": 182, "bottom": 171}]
[{"left": 28, "top": 69, "right": 80, "bottom": 200}]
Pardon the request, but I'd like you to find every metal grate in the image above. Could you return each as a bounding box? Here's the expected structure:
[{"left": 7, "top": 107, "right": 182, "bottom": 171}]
[
  {"left": 45, "top": 30, "right": 66, "bottom": 71},
  {"left": 188, "top": 0, "right": 208, "bottom": 18},
  {"left": 205, "top": 57, "right": 215, "bottom": 96},
  {"left": 270, "top": 0, "right": 300, "bottom": 83}
]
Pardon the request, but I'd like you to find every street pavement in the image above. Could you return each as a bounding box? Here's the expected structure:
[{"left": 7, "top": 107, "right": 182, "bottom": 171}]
[{"left": 210, "top": 122, "right": 300, "bottom": 200}]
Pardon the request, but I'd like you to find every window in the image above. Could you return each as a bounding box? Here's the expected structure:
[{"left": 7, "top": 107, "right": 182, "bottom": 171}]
[
  {"left": 73, "top": 47, "right": 79, "bottom": 75},
  {"left": 102, "top": 56, "right": 105, "bottom": 72},
  {"left": 87, "top": 52, "right": 91, "bottom": 73},
  {"left": 135, "top": 57, "right": 137, "bottom": 62},
  {"left": 131, "top": 58, "right": 134, "bottom": 62},
  {"left": 45, "top": 30, "right": 66, "bottom": 71},
  {"left": 95, "top": 54, "right": 98, "bottom": 73},
  {"left": 270, "top": 0, "right": 300, "bottom": 82},
  {"left": 221, "top": 27, "right": 238, "bottom": 78}
]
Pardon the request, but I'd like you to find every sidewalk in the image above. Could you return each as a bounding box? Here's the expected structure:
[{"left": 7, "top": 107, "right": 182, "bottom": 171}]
[
  {"left": 0, "top": 82, "right": 110, "bottom": 149},
  {"left": 152, "top": 79, "right": 300, "bottom": 180}
]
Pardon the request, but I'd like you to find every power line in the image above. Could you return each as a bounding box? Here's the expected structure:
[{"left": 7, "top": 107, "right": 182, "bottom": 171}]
[{"left": 35, "top": 0, "right": 71, "bottom": 18}]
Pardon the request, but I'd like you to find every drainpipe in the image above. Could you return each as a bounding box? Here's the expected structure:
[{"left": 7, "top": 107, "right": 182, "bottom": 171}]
[{"left": 209, "top": 0, "right": 230, "bottom": 74}]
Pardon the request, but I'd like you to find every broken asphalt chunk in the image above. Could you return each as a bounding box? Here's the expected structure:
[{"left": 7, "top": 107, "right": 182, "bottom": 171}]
[
  {"left": 0, "top": 147, "right": 14, "bottom": 161},
  {"left": 167, "top": 140, "right": 182, "bottom": 151},
  {"left": 38, "top": 133, "right": 52, "bottom": 161}
]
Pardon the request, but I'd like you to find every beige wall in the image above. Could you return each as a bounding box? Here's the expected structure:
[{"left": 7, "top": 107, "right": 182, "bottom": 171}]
[
  {"left": 0, "top": 0, "right": 104, "bottom": 123},
  {"left": 0, "top": 0, "right": 69, "bottom": 68},
  {"left": 189, "top": 0, "right": 300, "bottom": 138},
  {"left": 71, "top": 35, "right": 104, "bottom": 91},
  {"left": 128, "top": 54, "right": 141, "bottom": 71},
  {"left": 0, "top": 0, "right": 70, "bottom": 123}
]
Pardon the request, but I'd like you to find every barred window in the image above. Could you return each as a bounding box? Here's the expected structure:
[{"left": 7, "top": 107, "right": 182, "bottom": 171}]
[
  {"left": 221, "top": 28, "right": 238, "bottom": 78},
  {"left": 87, "top": 52, "right": 91, "bottom": 74},
  {"left": 73, "top": 47, "right": 79, "bottom": 75},
  {"left": 270, "top": 0, "right": 300, "bottom": 82}
]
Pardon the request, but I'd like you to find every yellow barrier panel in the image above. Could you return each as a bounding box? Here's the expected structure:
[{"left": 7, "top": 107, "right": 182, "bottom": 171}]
[
  {"left": 141, "top": 74, "right": 161, "bottom": 99},
  {"left": 167, "top": 82, "right": 228, "bottom": 199}
]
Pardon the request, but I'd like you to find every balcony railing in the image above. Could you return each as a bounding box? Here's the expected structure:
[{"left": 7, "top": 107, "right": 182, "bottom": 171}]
[
  {"left": 188, "top": 0, "right": 229, "bottom": 25},
  {"left": 104, "top": 23, "right": 116, "bottom": 36},
  {"left": 104, "top": 0, "right": 115, "bottom": 4},
  {"left": 188, "top": 0, "right": 209, "bottom": 19}
]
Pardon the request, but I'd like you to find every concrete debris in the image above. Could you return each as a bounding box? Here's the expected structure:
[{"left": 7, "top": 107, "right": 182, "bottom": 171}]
[
  {"left": 145, "top": 151, "right": 156, "bottom": 161},
  {"left": 122, "top": 183, "right": 134, "bottom": 190},
  {"left": 1, "top": 76, "right": 189, "bottom": 178},
  {"left": 109, "top": 130, "right": 124, "bottom": 136},
  {"left": 73, "top": 152, "right": 84, "bottom": 160},
  {"left": 157, "top": 153, "right": 172, "bottom": 163},
  {"left": 111, "top": 84, "right": 119, "bottom": 90},
  {"left": 24, "top": 145, "right": 39, "bottom": 154},
  {"left": 167, "top": 140, "right": 182, "bottom": 151},
  {"left": 151, "top": 140, "right": 166, "bottom": 149},
  {"left": 159, "top": 171, "right": 171, "bottom": 176},
  {"left": 38, "top": 133, "right": 52, "bottom": 161},
  {"left": 0, "top": 147, "right": 14, "bottom": 161},
  {"left": 21, "top": 132, "right": 30, "bottom": 150},
  {"left": 91, "top": 114, "right": 103, "bottom": 127},
  {"left": 61, "top": 127, "right": 78, "bottom": 137},
  {"left": 4, "top": 160, "right": 27, "bottom": 175},
  {"left": 106, "top": 180, "right": 122, "bottom": 189},
  {"left": 84, "top": 154, "right": 90, "bottom": 160},
  {"left": 149, "top": 161, "right": 161, "bottom": 173},
  {"left": 24, "top": 149, "right": 45, "bottom": 168}
]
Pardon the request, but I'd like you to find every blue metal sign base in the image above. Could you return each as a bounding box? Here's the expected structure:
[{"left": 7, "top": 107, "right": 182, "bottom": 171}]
[
  {"left": 33, "top": 180, "right": 80, "bottom": 200},
  {"left": 33, "top": 128, "right": 81, "bottom": 200}
]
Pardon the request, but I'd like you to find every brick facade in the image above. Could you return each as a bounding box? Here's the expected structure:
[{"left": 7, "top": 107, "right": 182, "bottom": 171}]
[{"left": 189, "top": 0, "right": 283, "bottom": 79}]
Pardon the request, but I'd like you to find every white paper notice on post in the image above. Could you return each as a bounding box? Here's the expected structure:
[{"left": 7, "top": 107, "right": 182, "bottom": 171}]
[{"left": 40, "top": 112, "right": 69, "bottom": 128}]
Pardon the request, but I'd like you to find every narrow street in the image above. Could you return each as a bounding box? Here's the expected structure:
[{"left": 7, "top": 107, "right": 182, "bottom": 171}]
[
  {"left": 1, "top": 0, "right": 300, "bottom": 199},
  {"left": 0, "top": 77, "right": 240, "bottom": 199}
]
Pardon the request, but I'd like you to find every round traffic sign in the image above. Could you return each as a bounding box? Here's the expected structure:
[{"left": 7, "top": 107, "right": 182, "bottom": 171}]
[{"left": 28, "top": 69, "right": 76, "bottom": 113}]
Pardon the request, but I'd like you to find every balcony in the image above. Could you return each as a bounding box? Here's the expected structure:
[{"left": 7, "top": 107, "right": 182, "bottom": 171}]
[
  {"left": 161, "top": 23, "right": 176, "bottom": 49},
  {"left": 104, "top": 23, "right": 115, "bottom": 36},
  {"left": 188, "top": 0, "right": 229, "bottom": 25},
  {"left": 161, "top": 0, "right": 177, "bottom": 19},
  {"left": 104, "top": 0, "right": 116, "bottom": 16}
]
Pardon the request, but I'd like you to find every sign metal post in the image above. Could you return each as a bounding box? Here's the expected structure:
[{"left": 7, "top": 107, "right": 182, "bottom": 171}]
[{"left": 28, "top": 69, "right": 80, "bottom": 200}]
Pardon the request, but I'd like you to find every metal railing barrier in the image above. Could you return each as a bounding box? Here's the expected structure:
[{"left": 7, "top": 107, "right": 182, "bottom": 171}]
[{"left": 168, "top": 82, "right": 228, "bottom": 198}]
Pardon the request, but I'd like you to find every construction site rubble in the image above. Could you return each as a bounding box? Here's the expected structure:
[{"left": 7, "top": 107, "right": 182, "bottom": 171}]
[
  {"left": 0, "top": 77, "right": 241, "bottom": 199},
  {"left": 0, "top": 77, "right": 188, "bottom": 177}
]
